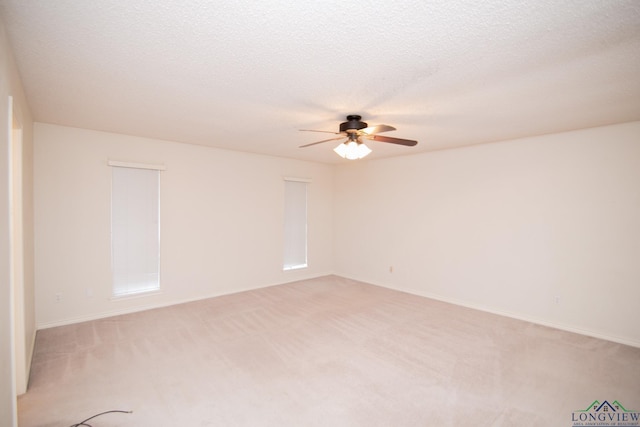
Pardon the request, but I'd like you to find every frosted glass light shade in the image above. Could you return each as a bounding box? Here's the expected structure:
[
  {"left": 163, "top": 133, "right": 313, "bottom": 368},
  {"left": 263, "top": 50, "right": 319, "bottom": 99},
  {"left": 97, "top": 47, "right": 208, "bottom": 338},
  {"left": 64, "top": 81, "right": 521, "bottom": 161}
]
[{"left": 334, "top": 141, "right": 372, "bottom": 160}]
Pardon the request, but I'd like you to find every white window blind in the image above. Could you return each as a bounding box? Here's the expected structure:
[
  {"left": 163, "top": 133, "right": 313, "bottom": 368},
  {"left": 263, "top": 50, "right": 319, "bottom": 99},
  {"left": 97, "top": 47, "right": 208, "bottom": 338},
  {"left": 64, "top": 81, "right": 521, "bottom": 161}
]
[
  {"left": 283, "top": 179, "right": 308, "bottom": 270},
  {"left": 111, "top": 165, "right": 161, "bottom": 297}
]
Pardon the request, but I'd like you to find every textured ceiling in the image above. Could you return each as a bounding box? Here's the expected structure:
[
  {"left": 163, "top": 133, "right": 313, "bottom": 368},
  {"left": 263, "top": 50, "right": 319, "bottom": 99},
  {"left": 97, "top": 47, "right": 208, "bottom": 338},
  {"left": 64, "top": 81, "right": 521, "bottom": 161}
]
[{"left": 1, "top": 0, "right": 639, "bottom": 163}]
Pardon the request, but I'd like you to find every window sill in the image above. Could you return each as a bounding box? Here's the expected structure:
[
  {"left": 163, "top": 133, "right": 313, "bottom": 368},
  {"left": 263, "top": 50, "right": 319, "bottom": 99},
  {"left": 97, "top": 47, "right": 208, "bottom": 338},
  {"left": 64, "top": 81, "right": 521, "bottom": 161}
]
[
  {"left": 110, "top": 289, "right": 162, "bottom": 302},
  {"left": 283, "top": 264, "right": 308, "bottom": 271}
]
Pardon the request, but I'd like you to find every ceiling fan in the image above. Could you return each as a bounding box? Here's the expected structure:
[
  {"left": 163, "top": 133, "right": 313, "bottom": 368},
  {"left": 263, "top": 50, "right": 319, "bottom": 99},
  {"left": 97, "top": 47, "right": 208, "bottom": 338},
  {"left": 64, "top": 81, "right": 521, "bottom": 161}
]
[{"left": 299, "top": 115, "right": 418, "bottom": 159}]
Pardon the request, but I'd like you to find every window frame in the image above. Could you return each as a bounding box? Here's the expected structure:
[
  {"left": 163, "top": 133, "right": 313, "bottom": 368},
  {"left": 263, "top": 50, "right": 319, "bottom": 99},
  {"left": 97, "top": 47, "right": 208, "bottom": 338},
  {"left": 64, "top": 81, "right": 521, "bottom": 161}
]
[
  {"left": 108, "top": 160, "right": 165, "bottom": 298},
  {"left": 283, "top": 177, "right": 310, "bottom": 271}
]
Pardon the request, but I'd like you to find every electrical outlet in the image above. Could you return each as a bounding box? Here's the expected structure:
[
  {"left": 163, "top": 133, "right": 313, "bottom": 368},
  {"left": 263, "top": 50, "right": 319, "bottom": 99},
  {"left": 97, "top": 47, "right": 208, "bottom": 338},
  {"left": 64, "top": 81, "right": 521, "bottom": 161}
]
[
  {"left": 55, "top": 293, "right": 62, "bottom": 303},
  {"left": 554, "top": 296, "right": 560, "bottom": 305}
]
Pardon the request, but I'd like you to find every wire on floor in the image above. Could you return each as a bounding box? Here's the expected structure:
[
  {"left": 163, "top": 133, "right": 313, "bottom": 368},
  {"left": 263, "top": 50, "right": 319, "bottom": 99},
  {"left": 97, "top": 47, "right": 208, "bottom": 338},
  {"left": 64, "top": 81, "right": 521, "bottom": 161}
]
[{"left": 69, "top": 410, "right": 132, "bottom": 427}]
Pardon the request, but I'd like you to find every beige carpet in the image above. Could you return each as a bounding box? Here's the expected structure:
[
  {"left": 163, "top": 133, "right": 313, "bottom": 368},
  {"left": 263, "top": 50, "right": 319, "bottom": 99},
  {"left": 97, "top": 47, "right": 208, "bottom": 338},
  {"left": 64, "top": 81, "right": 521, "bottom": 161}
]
[{"left": 18, "top": 276, "right": 640, "bottom": 426}]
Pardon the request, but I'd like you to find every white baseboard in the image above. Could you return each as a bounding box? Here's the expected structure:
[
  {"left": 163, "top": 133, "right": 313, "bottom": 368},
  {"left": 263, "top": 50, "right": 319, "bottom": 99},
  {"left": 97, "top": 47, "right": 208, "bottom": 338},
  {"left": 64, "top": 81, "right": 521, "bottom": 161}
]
[
  {"left": 36, "top": 273, "right": 639, "bottom": 349},
  {"left": 25, "top": 329, "right": 37, "bottom": 390},
  {"left": 36, "top": 272, "right": 334, "bottom": 330},
  {"left": 338, "top": 274, "right": 640, "bottom": 349}
]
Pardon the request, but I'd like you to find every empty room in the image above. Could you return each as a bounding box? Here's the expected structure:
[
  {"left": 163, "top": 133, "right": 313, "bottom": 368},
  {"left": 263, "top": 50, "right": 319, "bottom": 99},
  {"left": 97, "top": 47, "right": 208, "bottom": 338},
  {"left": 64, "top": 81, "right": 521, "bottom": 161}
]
[{"left": 1, "top": 1, "right": 639, "bottom": 426}]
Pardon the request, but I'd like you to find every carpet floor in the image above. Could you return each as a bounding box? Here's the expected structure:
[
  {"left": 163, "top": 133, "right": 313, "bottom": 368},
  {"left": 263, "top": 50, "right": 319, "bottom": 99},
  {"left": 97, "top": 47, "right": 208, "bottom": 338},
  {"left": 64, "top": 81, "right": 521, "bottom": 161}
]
[{"left": 18, "top": 276, "right": 640, "bottom": 426}]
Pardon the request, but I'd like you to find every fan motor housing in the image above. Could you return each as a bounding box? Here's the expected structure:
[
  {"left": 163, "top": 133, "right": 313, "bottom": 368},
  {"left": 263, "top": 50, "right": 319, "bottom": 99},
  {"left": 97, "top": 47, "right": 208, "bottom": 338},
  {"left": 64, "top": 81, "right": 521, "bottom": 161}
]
[{"left": 340, "top": 115, "right": 368, "bottom": 133}]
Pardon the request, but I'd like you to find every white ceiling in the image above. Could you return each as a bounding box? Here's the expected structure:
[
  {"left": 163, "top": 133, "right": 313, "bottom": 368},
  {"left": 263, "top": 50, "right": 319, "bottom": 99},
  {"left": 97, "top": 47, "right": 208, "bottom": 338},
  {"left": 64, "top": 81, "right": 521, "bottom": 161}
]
[{"left": 1, "top": 0, "right": 639, "bottom": 164}]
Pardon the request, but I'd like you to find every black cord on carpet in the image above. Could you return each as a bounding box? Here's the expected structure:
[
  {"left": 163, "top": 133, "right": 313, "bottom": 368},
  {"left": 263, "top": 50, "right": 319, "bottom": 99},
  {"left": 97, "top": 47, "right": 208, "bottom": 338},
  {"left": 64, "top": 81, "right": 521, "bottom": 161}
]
[{"left": 69, "top": 410, "right": 132, "bottom": 427}]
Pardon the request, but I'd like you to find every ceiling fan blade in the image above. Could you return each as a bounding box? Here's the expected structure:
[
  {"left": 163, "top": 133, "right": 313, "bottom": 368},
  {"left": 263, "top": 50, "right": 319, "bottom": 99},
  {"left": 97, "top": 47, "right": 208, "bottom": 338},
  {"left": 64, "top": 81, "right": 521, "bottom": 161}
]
[
  {"left": 365, "top": 134, "right": 418, "bottom": 146},
  {"left": 299, "top": 136, "right": 346, "bottom": 148},
  {"left": 360, "top": 124, "right": 396, "bottom": 135}
]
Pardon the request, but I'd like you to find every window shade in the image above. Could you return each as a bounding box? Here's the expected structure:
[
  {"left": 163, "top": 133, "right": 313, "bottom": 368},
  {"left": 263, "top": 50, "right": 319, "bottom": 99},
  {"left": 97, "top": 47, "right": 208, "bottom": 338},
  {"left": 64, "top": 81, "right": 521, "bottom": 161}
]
[
  {"left": 111, "top": 166, "right": 160, "bottom": 296},
  {"left": 283, "top": 180, "right": 308, "bottom": 270}
]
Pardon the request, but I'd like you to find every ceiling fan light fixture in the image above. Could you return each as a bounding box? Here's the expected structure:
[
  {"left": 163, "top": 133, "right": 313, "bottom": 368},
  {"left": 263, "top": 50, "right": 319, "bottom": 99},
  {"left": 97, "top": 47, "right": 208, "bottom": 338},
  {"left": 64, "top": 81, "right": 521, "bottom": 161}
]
[
  {"left": 334, "top": 141, "right": 371, "bottom": 160},
  {"left": 300, "top": 115, "right": 417, "bottom": 157}
]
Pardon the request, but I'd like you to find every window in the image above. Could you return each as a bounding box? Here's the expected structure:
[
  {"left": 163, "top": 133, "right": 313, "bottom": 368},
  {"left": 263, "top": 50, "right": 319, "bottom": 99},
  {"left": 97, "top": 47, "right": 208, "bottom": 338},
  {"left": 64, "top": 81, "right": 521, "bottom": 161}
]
[
  {"left": 283, "top": 178, "right": 309, "bottom": 270},
  {"left": 110, "top": 161, "right": 163, "bottom": 297}
]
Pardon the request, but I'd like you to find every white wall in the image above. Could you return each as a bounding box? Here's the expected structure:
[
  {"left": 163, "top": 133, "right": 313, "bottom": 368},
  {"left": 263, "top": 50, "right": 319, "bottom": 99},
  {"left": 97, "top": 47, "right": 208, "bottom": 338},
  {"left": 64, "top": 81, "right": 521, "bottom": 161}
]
[
  {"left": 334, "top": 122, "right": 640, "bottom": 347},
  {"left": 1, "top": 16, "right": 35, "bottom": 425},
  {"left": 34, "top": 124, "right": 334, "bottom": 327}
]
